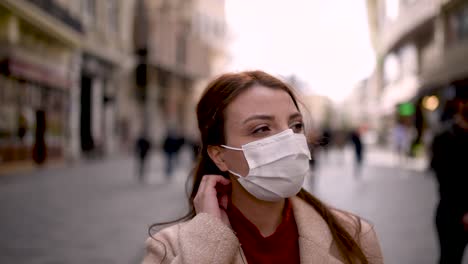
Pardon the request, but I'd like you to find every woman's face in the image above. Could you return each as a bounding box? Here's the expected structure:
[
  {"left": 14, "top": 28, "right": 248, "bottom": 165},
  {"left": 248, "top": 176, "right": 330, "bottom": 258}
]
[{"left": 221, "top": 85, "right": 304, "bottom": 176}]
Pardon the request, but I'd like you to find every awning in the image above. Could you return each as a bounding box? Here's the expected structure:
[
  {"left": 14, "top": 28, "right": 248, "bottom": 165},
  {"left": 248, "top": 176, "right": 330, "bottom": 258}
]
[{"left": 1, "top": 57, "right": 70, "bottom": 89}]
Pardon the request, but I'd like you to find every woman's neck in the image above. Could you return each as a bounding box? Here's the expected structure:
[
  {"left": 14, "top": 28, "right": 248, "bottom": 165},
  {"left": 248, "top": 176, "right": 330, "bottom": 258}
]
[{"left": 230, "top": 181, "right": 285, "bottom": 237}]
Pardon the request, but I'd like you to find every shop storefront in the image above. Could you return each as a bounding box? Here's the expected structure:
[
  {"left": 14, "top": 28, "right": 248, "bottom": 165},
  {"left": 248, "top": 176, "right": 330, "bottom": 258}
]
[
  {"left": 0, "top": 1, "right": 81, "bottom": 169},
  {"left": 0, "top": 57, "right": 70, "bottom": 165},
  {"left": 79, "top": 53, "right": 117, "bottom": 157}
]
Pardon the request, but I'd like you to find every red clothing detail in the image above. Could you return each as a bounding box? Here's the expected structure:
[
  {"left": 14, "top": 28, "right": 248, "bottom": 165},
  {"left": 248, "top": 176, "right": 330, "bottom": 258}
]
[{"left": 226, "top": 199, "right": 300, "bottom": 264}]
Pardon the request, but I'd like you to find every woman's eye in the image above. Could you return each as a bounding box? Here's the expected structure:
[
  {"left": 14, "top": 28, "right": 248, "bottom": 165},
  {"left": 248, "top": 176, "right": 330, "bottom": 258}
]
[
  {"left": 291, "top": 122, "right": 304, "bottom": 132},
  {"left": 252, "top": 126, "right": 270, "bottom": 134}
]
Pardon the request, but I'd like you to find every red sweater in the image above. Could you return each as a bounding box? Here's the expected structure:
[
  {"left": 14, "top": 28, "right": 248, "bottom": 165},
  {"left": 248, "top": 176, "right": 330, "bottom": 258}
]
[{"left": 226, "top": 199, "right": 300, "bottom": 264}]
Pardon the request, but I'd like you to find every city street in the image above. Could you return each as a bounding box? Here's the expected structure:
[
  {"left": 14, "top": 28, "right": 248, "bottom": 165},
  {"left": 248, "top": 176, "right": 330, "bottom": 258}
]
[
  {"left": 0, "top": 146, "right": 465, "bottom": 264},
  {"left": 2, "top": 1, "right": 468, "bottom": 264}
]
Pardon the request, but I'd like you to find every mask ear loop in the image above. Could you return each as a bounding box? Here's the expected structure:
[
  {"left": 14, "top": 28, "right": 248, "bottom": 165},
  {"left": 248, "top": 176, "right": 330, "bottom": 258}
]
[
  {"left": 220, "top": 145, "right": 245, "bottom": 178},
  {"left": 221, "top": 145, "right": 242, "bottom": 151},
  {"left": 228, "top": 170, "right": 243, "bottom": 178}
]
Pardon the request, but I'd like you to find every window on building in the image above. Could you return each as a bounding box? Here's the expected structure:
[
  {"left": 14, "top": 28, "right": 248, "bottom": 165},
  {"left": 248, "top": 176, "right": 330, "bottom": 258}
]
[
  {"left": 401, "top": 0, "right": 417, "bottom": 6},
  {"left": 385, "top": 0, "right": 399, "bottom": 21},
  {"left": 207, "top": 17, "right": 214, "bottom": 38},
  {"left": 194, "top": 12, "right": 202, "bottom": 34},
  {"left": 69, "top": 0, "right": 81, "bottom": 17},
  {"left": 106, "top": 0, "right": 120, "bottom": 33},
  {"left": 214, "top": 21, "right": 224, "bottom": 38},
  {"left": 107, "top": 0, "right": 119, "bottom": 33},
  {"left": 157, "top": 68, "right": 170, "bottom": 88},
  {"left": 176, "top": 33, "right": 187, "bottom": 66},
  {"left": 400, "top": 44, "right": 418, "bottom": 76},
  {"left": 383, "top": 53, "right": 401, "bottom": 86},
  {"left": 200, "top": 15, "right": 209, "bottom": 36},
  {"left": 82, "top": 0, "right": 96, "bottom": 25},
  {"left": 447, "top": 3, "right": 468, "bottom": 44}
]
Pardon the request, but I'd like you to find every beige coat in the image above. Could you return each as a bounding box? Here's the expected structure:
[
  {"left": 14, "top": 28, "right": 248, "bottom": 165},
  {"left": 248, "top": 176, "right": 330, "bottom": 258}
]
[{"left": 142, "top": 197, "right": 384, "bottom": 264}]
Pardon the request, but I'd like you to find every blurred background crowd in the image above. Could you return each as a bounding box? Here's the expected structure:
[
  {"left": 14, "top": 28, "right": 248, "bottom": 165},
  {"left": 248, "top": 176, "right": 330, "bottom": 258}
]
[{"left": 0, "top": 0, "right": 467, "bottom": 263}]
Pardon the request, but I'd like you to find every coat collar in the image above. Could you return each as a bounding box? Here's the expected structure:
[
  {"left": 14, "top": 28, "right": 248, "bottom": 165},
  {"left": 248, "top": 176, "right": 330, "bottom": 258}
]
[
  {"left": 234, "top": 197, "right": 344, "bottom": 264},
  {"left": 290, "top": 196, "right": 344, "bottom": 264}
]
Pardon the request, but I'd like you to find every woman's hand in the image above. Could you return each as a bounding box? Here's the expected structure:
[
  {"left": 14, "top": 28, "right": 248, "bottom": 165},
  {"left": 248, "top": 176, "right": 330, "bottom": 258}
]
[{"left": 194, "top": 175, "right": 231, "bottom": 227}]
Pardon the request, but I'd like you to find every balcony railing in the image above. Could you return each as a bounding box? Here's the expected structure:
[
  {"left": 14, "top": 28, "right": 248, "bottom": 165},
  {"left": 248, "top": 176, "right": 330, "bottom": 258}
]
[
  {"left": 26, "top": 0, "right": 83, "bottom": 32},
  {"left": 379, "top": 0, "right": 438, "bottom": 54}
]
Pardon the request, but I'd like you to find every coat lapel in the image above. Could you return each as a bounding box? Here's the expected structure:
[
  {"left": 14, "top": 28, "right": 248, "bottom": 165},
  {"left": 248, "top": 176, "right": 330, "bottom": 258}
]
[
  {"left": 298, "top": 237, "right": 343, "bottom": 264},
  {"left": 291, "top": 197, "right": 344, "bottom": 264},
  {"left": 232, "top": 197, "right": 345, "bottom": 264}
]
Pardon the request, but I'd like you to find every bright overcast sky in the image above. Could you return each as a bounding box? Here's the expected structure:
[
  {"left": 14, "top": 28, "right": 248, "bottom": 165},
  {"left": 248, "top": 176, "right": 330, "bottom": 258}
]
[{"left": 224, "top": 0, "right": 375, "bottom": 102}]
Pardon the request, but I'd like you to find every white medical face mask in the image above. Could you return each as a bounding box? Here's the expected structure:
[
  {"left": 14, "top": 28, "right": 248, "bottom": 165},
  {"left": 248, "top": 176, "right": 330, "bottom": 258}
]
[{"left": 221, "top": 129, "right": 311, "bottom": 202}]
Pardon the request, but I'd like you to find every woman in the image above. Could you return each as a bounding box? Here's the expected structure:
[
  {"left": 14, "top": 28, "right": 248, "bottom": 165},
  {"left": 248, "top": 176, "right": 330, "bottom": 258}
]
[{"left": 143, "top": 71, "right": 383, "bottom": 264}]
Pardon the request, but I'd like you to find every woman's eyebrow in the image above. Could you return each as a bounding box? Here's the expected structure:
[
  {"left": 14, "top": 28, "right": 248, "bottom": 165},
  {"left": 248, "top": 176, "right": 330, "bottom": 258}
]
[
  {"left": 289, "top": 112, "right": 302, "bottom": 120},
  {"left": 242, "top": 114, "right": 274, "bottom": 124}
]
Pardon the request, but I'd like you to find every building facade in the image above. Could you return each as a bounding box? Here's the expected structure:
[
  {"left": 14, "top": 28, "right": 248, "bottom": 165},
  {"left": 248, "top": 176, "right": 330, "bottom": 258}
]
[
  {"left": 0, "top": 0, "right": 136, "bottom": 170},
  {"left": 0, "top": 0, "right": 81, "bottom": 166},
  {"left": 127, "top": 0, "right": 227, "bottom": 149},
  {"left": 75, "top": 0, "right": 136, "bottom": 158},
  {"left": 367, "top": 0, "right": 468, "bottom": 146}
]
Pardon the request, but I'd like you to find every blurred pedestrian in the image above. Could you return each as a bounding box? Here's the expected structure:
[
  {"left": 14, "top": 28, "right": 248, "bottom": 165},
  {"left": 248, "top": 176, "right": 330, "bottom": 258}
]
[
  {"left": 162, "top": 129, "right": 184, "bottom": 179},
  {"left": 350, "top": 129, "right": 364, "bottom": 176},
  {"left": 189, "top": 138, "right": 201, "bottom": 161},
  {"left": 135, "top": 134, "right": 151, "bottom": 183},
  {"left": 306, "top": 132, "right": 318, "bottom": 190},
  {"left": 334, "top": 129, "right": 347, "bottom": 164},
  {"left": 430, "top": 96, "right": 468, "bottom": 264},
  {"left": 17, "top": 111, "right": 28, "bottom": 142},
  {"left": 319, "top": 127, "right": 332, "bottom": 161},
  {"left": 392, "top": 121, "right": 410, "bottom": 165},
  {"left": 185, "top": 125, "right": 201, "bottom": 162},
  {"left": 143, "top": 71, "right": 383, "bottom": 264}
]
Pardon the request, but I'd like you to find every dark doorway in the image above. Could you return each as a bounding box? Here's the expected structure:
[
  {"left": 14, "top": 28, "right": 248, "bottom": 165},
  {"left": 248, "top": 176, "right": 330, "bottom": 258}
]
[
  {"left": 32, "top": 109, "right": 47, "bottom": 164},
  {"left": 80, "top": 75, "right": 94, "bottom": 152}
]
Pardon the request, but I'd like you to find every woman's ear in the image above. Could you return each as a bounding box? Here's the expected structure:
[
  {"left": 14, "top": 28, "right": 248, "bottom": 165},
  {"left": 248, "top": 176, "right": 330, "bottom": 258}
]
[{"left": 207, "top": 145, "right": 228, "bottom": 172}]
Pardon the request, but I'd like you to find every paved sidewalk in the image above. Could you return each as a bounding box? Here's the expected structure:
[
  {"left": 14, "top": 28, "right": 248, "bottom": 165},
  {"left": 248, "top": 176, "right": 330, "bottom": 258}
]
[
  {"left": 1, "top": 145, "right": 466, "bottom": 264},
  {"left": 0, "top": 148, "right": 194, "bottom": 264}
]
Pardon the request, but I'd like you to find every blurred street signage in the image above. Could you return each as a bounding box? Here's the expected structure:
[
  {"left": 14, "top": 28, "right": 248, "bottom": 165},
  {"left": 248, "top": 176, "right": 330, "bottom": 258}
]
[{"left": 398, "top": 102, "right": 415, "bottom": 116}]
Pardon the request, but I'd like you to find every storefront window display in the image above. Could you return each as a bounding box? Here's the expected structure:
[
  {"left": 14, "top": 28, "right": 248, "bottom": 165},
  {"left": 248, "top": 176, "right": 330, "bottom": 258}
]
[{"left": 0, "top": 75, "right": 67, "bottom": 164}]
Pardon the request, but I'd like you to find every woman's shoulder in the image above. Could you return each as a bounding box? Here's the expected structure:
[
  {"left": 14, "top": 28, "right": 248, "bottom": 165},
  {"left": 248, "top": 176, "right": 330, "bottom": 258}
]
[
  {"left": 330, "top": 208, "right": 375, "bottom": 237},
  {"left": 145, "top": 220, "right": 184, "bottom": 261},
  {"left": 146, "top": 212, "right": 235, "bottom": 246},
  {"left": 293, "top": 196, "right": 376, "bottom": 238},
  {"left": 291, "top": 196, "right": 383, "bottom": 262},
  {"left": 143, "top": 213, "right": 240, "bottom": 263},
  {"left": 330, "top": 208, "right": 383, "bottom": 262}
]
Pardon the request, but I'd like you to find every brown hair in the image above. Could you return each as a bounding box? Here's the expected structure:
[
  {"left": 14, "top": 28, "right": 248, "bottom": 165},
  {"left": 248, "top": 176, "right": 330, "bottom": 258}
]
[{"left": 150, "top": 70, "right": 368, "bottom": 264}]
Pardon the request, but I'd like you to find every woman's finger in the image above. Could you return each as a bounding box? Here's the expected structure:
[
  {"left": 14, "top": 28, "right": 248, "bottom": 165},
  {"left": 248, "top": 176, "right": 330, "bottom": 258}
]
[
  {"left": 197, "top": 175, "right": 208, "bottom": 194},
  {"left": 204, "top": 175, "right": 231, "bottom": 188},
  {"left": 219, "top": 194, "right": 228, "bottom": 210}
]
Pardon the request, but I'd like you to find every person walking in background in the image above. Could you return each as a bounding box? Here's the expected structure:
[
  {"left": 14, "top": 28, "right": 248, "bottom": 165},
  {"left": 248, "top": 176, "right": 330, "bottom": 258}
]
[
  {"left": 162, "top": 129, "right": 184, "bottom": 179},
  {"left": 135, "top": 134, "right": 151, "bottom": 183},
  {"left": 143, "top": 71, "right": 383, "bottom": 264},
  {"left": 306, "top": 131, "right": 318, "bottom": 190},
  {"left": 17, "top": 111, "right": 28, "bottom": 142},
  {"left": 319, "top": 127, "right": 332, "bottom": 161},
  {"left": 392, "top": 121, "right": 410, "bottom": 165},
  {"left": 350, "top": 128, "right": 364, "bottom": 176},
  {"left": 430, "top": 95, "right": 468, "bottom": 264},
  {"left": 333, "top": 129, "right": 347, "bottom": 164}
]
